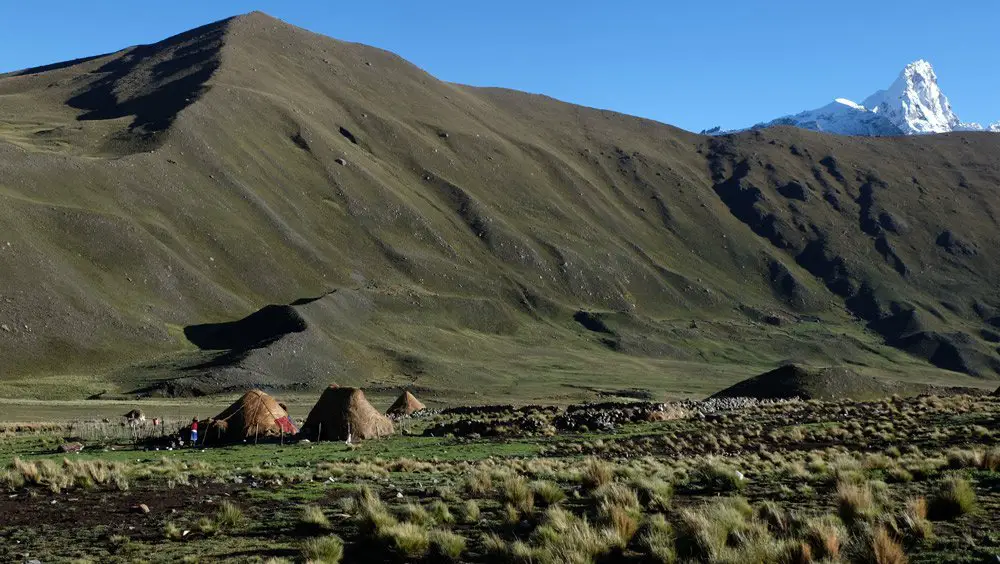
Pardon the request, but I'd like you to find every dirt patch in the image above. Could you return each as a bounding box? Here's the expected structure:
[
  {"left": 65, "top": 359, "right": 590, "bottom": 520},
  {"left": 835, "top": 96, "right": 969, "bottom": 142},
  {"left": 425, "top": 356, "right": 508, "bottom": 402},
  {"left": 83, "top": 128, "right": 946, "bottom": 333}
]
[{"left": 0, "top": 482, "right": 237, "bottom": 531}]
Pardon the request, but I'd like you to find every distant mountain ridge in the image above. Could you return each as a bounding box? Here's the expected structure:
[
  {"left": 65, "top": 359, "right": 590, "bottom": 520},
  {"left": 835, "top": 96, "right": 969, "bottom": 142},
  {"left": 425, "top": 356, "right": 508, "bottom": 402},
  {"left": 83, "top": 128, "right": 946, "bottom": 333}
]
[{"left": 729, "top": 60, "right": 999, "bottom": 136}]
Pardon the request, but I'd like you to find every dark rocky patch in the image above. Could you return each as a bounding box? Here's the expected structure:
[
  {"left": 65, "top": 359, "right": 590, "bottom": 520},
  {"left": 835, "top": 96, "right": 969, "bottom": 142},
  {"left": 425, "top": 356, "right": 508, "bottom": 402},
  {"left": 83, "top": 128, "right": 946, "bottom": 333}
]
[{"left": 777, "top": 180, "right": 808, "bottom": 201}]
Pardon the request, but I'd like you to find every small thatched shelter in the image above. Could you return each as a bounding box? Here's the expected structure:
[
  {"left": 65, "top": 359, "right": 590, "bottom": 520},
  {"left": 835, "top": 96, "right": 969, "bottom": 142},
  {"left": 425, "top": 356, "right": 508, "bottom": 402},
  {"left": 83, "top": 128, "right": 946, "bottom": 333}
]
[
  {"left": 386, "top": 390, "right": 426, "bottom": 418},
  {"left": 302, "top": 385, "right": 393, "bottom": 441},
  {"left": 200, "top": 389, "right": 297, "bottom": 444}
]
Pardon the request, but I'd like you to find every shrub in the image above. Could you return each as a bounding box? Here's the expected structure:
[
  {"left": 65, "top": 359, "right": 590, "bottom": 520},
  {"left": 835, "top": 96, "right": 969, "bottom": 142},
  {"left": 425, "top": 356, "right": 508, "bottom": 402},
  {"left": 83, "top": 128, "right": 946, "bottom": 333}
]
[
  {"left": 301, "top": 534, "right": 344, "bottom": 563},
  {"left": 429, "top": 529, "right": 466, "bottom": 561},
  {"left": 928, "top": 476, "right": 976, "bottom": 520},
  {"left": 378, "top": 522, "right": 430, "bottom": 559}
]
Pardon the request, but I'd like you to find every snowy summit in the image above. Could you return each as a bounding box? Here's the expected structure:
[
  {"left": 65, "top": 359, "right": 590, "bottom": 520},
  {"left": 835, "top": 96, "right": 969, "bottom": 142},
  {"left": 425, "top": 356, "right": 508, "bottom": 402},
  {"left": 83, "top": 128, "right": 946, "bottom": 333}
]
[{"left": 741, "top": 60, "right": 999, "bottom": 136}]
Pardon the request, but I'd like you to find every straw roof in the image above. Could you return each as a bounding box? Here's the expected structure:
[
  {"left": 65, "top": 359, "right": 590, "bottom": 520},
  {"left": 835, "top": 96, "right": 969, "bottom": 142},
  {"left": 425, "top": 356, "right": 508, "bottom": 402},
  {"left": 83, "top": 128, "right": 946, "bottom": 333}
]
[
  {"left": 302, "top": 385, "right": 393, "bottom": 441},
  {"left": 386, "top": 390, "right": 426, "bottom": 417},
  {"left": 201, "top": 389, "right": 295, "bottom": 444}
]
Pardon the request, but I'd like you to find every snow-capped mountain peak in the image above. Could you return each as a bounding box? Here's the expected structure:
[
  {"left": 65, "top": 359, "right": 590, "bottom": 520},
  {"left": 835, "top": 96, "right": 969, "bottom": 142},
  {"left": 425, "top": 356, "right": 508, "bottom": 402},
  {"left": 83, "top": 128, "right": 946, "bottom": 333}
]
[
  {"left": 738, "top": 60, "right": 997, "bottom": 136},
  {"left": 861, "top": 59, "right": 959, "bottom": 134}
]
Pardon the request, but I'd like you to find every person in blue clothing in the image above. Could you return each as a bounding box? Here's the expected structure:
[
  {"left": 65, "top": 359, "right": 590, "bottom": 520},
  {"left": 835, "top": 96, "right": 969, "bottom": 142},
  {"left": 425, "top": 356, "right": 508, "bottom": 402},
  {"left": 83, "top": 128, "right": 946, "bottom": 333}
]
[{"left": 190, "top": 417, "right": 199, "bottom": 445}]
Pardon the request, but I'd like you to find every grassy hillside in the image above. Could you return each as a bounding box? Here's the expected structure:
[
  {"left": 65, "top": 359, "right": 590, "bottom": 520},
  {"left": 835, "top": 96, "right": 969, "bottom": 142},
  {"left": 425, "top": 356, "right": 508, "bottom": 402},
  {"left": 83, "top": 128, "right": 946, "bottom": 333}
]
[{"left": 0, "top": 12, "right": 998, "bottom": 402}]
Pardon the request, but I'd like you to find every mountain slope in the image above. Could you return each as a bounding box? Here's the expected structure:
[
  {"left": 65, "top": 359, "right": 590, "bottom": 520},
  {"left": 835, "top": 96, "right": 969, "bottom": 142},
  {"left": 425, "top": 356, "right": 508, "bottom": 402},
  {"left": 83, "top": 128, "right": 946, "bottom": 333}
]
[
  {"left": 749, "top": 60, "right": 999, "bottom": 136},
  {"left": 1, "top": 13, "right": 999, "bottom": 401}
]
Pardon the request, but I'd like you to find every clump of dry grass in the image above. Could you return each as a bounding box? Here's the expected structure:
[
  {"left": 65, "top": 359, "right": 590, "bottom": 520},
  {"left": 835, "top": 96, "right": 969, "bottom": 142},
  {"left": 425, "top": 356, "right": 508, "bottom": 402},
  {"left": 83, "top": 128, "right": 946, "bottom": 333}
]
[
  {"left": 638, "top": 513, "right": 675, "bottom": 563},
  {"left": 675, "top": 497, "right": 783, "bottom": 562},
  {"left": 837, "top": 480, "right": 875, "bottom": 528},
  {"left": 528, "top": 506, "right": 620, "bottom": 563},
  {"left": 632, "top": 476, "right": 673, "bottom": 511},
  {"left": 428, "top": 499, "right": 455, "bottom": 525},
  {"left": 871, "top": 526, "right": 907, "bottom": 564},
  {"left": 691, "top": 458, "right": 745, "bottom": 493},
  {"left": 581, "top": 457, "right": 614, "bottom": 491},
  {"left": 399, "top": 503, "right": 433, "bottom": 526},
  {"left": 803, "top": 516, "right": 844, "bottom": 560},
  {"left": 6, "top": 457, "right": 131, "bottom": 493},
  {"left": 428, "top": 529, "right": 466, "bottom": 561},
  {"left": 298, "top": 504, "right": 330, "bottom": 533},
  {"left": 500, "top": 474, "right": 535, "bottom": 515},
  {"left": 377, "top": 522, "right": 430, "bottom": 559},
  {"left": 530, "top": 480, "right": 565, "bottom": 506},
  {"left": 355, "top": 487, "right": 397, "bottom": 534},
  {"left": 301, "top": 534, "right": 344, "bottom": 563},
  {"left": 215, "top": 501, "right": 245, "bottom": 531},
  {"left": 458, "top": 499, "right": 480, "bottom": 524},
  {"left": 928, "top": 476, "right": 976, "bottom": 520},
  {"left": 892, "top": 496, "right": 932, "bottom": 540}
]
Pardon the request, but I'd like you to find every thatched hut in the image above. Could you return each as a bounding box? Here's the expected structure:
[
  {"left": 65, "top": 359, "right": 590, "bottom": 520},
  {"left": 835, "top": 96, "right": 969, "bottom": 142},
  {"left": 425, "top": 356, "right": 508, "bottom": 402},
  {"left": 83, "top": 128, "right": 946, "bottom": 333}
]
[
  {"left": 386, "top": 390, "right": 426, "bottom": 418},
  {"left": 200, "top": 389, "right": 297, "bottom": 444},
  {"left": 302, "top": 385, "right": 393, "bottom": 441}
]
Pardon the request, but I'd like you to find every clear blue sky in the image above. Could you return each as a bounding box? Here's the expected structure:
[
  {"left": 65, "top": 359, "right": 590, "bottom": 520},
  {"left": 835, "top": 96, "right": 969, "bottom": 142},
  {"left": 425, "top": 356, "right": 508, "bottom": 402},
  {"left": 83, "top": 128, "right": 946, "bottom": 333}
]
[{"left": 2, "top": 0, "right": 997, "bottom": 131}]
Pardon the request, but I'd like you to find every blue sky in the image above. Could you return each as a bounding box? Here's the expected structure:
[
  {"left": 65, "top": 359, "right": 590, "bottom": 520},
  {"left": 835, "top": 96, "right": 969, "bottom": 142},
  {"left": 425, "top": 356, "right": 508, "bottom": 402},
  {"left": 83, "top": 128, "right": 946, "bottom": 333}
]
[{"left": 1, "top": 0, "right": 997, "bottom": 131}]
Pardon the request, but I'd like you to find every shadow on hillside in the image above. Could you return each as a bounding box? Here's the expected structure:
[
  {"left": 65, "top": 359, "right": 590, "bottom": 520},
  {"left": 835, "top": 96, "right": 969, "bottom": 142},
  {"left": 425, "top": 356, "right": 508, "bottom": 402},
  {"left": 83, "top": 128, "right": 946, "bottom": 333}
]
[
  {"left": 66, "top": 19, "right": 227, "bottom": 136},
  {"left": 184, "top": 305, "right": 307, "bottom": 351}
]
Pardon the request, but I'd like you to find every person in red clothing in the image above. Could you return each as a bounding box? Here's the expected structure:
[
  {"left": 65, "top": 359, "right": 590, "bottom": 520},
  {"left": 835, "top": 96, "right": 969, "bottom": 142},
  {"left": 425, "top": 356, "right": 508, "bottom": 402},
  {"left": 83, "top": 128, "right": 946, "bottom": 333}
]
[{"left": 190, "top": 417, "right": 199, "bottom": 445}]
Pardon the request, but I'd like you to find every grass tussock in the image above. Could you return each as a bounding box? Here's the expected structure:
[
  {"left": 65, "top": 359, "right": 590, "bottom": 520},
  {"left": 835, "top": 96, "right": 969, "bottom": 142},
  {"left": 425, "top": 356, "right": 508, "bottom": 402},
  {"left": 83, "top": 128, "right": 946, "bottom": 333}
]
[
  {"left": 500, "top": 474, "right": 535, "bottom": 515},
  {"left": 215, "top": 501, "right": 245, "bottom": 531},
  {"left": 581, "top": 457, "right": 614, "bottom": 490},
  {"left": 871, "top": 526, "right": 907, "bottom": 564},
  {"left": 691, "top": 459, "right": 745, "bottom": 493},
  {"left": 298, "top": 504, "right": 330, "bottom": 533},
  {"left": 429, "top": 529, "right": 466, "bottom": 561},
  {"left": 837, "top": 481, "right": 875, "bottom": 528},
  {"left": 377, "top": 522, "right": 431, "bottom": 559},
  {"left": 459, "top": 499, "right": 481, "bottom": 524},
  {"left": 301, "top": 534, "right": 344, "bottom": 563},
  {"left": 803, "top": 516, "right": 844, "bottom": 561},
  {"left": 638, "top": 514, "right": 675, "bottom": 563},
  {"left": 531, "top": 480, "right": 565, "bottom": 506},
  {"left": 928, "top": 476, "right": 976, "bottom": 520}
]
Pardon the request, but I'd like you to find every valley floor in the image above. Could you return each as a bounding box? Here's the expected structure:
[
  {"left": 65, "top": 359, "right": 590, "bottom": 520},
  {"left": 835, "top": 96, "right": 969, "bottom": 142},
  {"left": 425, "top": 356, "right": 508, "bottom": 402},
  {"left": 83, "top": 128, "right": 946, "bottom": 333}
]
[{"left": 0, "top": 394, "right": 998, "bottom": 562}]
